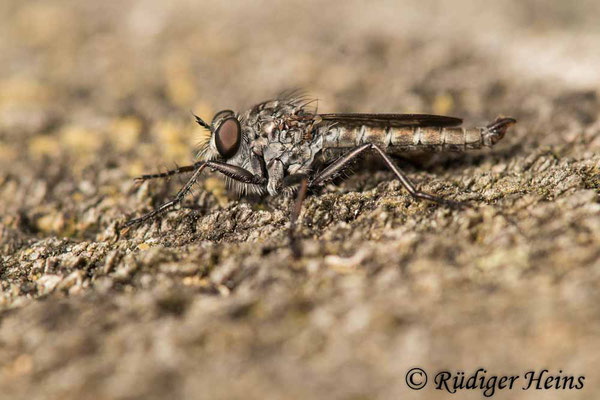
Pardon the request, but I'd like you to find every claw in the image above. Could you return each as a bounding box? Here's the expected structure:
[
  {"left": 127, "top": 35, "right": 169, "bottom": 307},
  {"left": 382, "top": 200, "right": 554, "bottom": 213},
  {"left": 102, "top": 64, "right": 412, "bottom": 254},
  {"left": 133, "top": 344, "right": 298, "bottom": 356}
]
[
  {"left": 487, "top": 116, "right": 517, "bottom": 132},
  {"left": 484, "top": 117, "right": 516, "bottom": 146}
]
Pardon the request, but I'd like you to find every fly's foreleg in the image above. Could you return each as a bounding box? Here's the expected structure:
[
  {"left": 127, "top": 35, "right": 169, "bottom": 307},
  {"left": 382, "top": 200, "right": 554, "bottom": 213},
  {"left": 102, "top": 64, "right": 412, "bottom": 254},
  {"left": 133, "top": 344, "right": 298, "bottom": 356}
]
[
  {"left": 133, "top": 160, "right": 267, "bottom": 185},
  {"left": 125, "top": 164, "right": 207, "bottom": 227},
  {"left": 125, "top": 161, "right": 267, "bottom": 228},
  {"left": 133, "top": 163, "right": 202, "bottom": 184},
  {"left": 205, "top": 161, "right": 267, "bottom": 185},
  {"left": 311, "top": 144, "right": 465, "bottom": 208}
]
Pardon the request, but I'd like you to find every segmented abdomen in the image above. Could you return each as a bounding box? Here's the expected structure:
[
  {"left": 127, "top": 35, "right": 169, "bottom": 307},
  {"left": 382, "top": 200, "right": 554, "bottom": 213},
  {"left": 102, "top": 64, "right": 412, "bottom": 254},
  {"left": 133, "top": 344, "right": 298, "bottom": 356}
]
[{"left": 321, "top": 125, "right": 489, "bottom": 153}]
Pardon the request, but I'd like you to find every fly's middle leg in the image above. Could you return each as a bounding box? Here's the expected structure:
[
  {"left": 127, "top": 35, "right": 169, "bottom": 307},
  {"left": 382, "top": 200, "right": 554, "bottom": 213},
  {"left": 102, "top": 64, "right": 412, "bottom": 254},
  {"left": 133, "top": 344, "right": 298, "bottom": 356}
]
[
  {"left": 287, "top": 175, "right": 309, "bottom": 258},
  {"left": 311, "top": 143, "right": 466, "bottom": 208}
]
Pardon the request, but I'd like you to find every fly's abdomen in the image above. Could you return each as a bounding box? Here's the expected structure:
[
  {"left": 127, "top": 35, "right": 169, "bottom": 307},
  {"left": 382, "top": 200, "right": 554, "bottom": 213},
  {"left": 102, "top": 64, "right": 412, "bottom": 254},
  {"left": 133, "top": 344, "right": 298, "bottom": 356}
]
[
  {"left": 323, "top": 125, "right": 487, "bottom": 152},
  {"left": 322, "top": 125, "right": 388, "bottom": 149},
  {"left": 390, "top": 126, "right": 486, "bottom": 152},
  {"left": 321, "top": 116, "right": 516, "bottom": 155}
]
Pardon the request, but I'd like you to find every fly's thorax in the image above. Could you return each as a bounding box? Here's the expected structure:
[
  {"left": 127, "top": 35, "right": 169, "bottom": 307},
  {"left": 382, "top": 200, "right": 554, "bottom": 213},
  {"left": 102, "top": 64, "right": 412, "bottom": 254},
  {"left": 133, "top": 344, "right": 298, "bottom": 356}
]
[{"left": 245, "top": 102, "right": 323, "bottom": 174}]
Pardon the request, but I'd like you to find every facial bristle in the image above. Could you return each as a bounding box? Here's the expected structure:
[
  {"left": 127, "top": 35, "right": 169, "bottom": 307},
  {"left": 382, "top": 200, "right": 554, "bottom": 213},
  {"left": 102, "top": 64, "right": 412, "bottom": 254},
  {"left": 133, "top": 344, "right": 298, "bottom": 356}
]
[{"left": 194, "top": 128, "right": 214, "bottom": 160}]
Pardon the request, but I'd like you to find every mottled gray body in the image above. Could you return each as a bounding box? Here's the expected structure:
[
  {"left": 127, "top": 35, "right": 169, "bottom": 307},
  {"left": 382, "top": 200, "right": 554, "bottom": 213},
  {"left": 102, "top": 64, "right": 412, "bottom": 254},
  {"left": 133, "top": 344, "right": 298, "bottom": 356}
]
[
  {"left": 212, "top": 94, "right": 510, "bottom": 196},
  {"left": 237, "top": 97, "right": 323, "bottom": 195},
  {"left": 127, "top": 92, "right": 515, "bottom": 229}
]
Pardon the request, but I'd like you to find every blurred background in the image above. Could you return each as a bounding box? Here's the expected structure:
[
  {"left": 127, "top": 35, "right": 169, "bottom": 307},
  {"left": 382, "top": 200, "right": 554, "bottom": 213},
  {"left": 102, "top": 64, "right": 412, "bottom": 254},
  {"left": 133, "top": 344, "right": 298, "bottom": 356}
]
[
  {"left": 1, "top": 0, "right": 599, "bottom": 172},
  {"left": 1, "top": 0, "right": 599, "bottom": 216},
  {"left": 1, "top": 1, "right": 600, "bottom": 399}
]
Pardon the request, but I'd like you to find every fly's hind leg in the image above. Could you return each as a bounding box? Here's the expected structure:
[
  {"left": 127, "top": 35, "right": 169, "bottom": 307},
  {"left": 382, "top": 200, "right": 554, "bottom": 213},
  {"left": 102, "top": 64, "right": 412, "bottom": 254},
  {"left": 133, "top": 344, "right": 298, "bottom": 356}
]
[
  {"left": 370, "top": 145, "right": 466, "bottom": 208},
  {"left": 311, "top": 143, "right": 466, "bottom": 208}
]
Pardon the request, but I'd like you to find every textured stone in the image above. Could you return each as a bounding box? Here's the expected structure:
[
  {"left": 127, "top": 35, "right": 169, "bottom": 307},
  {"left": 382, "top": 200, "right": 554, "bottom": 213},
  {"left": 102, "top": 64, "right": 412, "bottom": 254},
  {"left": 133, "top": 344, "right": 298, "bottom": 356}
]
[{"left": 1, "top": 1, "right": 600, "bottom": 399}]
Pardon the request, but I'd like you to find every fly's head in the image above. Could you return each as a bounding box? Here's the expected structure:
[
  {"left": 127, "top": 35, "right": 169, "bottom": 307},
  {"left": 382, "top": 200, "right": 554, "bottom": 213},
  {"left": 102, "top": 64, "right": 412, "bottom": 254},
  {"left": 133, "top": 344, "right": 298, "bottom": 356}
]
[{"left": 194, "top": 110, "right": 247, "bottom": 163}]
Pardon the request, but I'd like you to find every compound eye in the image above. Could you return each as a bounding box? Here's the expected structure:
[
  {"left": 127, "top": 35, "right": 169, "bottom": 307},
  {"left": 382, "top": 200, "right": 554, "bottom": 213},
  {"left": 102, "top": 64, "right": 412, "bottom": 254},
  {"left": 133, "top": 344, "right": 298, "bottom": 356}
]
[
  {"left": 212, "top": 110, "right": 235, "bottom": 125},
  {"left": 215, "top": 117, "right": 241, "bottom": 158}
]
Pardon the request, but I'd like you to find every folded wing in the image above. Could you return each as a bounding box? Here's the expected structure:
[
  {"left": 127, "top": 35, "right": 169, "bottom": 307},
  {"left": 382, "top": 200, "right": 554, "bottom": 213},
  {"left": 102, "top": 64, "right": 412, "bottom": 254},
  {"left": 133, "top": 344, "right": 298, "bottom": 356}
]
[{"left": 318, "top": 113, "right": 462, "bottom": 127}]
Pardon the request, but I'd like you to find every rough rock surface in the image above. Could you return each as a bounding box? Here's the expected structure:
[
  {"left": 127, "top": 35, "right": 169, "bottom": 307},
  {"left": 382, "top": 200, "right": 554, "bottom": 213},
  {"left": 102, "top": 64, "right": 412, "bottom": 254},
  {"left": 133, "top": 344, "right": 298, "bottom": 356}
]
[{"left": 1, "top": 1, "right": 599, "bottom": 399}]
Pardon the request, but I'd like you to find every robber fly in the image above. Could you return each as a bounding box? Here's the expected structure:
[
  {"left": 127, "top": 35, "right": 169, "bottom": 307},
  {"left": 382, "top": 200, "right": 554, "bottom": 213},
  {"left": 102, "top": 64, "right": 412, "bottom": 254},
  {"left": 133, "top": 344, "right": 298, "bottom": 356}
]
[{"left": 125, "top": 92, "right": 516, "bottom": 242}]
